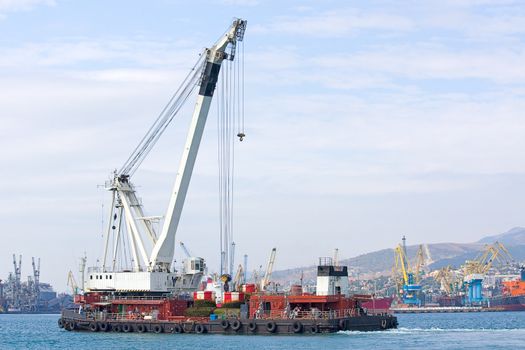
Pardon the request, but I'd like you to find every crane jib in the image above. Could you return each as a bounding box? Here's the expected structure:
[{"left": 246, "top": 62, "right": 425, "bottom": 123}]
[{"left": 199, "top": 62, "right": 222, "bottom": 97}]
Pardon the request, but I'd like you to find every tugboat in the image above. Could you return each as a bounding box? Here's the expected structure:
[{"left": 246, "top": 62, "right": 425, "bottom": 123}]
[
  {"left": 59, "top": 257, "right": 397, "bottom": 334},
  {"left": 58, "top": 18, "right": 397, "bottom": 334}
]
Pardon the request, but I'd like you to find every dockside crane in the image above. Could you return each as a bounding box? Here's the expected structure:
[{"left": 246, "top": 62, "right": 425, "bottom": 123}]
[
  {"left": 414, "top": 245, "right": 426, "bottom": 284},
  {"left": 32, "top": 257, "right": 40, "bottom": 290},
  {"left": 260, "top": 248, "right": 277, "bottom": 292},
  {"left": 434, "top": 265, "right": 461, "bottom": 296},
  {"left": 67, "top": 271, "right": 79, "bottom": 295},
  {"left": 243, "top": 254, "right": 248, "bottom": 283},
  {"left": 463, "top": 241, "right": 514, "bottom": 304},
  {"left": 232, "top": 264, "right": 244, "bottom": 291},
  {"left": 393, "top": 237, "right": 423, "bottom": 305},
  {"left": 31, "top": 257, "right": 40, "bottom": 304},
  {"left": 11, "top": 254, "right": 22, "bottom": 309}
]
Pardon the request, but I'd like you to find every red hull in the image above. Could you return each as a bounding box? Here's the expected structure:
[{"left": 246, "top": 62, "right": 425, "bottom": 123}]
[{"left": 361, "top": 297, "right": 393, "bottom": 312}]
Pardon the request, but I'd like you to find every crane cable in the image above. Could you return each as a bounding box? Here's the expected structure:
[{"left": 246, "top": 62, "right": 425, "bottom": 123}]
[
  {"left": 217, "top": 39, "right": 245, "bottom": 276},
  {"left": 119, "top": 52, "right": 206, "bottom": 177}
]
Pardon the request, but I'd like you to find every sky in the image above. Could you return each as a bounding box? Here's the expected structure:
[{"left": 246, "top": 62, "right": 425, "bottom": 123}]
[{"left": 1, "top": 0, "right": 525, "bottom": 292}]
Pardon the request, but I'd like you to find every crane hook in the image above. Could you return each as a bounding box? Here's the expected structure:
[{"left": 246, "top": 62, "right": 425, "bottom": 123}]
[{"left": 237, "top": 132, "right": 245, "bottom": 141}]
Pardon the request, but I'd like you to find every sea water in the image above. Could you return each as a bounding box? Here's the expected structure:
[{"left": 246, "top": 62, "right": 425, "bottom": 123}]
[{"left": 1, "top": 312, "right": 524, "bottom": 349}]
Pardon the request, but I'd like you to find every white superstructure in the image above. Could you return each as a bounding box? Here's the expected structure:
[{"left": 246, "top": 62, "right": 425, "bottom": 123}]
[{"left": 315, "top": 257, "right": 350, "bottom": 296}]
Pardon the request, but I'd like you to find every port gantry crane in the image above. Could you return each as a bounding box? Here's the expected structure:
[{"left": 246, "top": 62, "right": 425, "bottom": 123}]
[
  {"left": 260, "top": 248, "right": 277, "bottom": 292},
  {"left": 463, "top": 241, "right": 514, "bottom": 303},
  {"left": 393, "top": 237, "right": 425, "bottom": 305},
  {"left": 67, "top": 271, "right": 79, "bottom": 295},
  {"left": 232, "top": 264, "right": 244, "bottom": 292},
  {"left": 434, "top": 265, "right": 460, "bottom": 296},
  {"left": 84, "top": 19, "right": 247, "bottom": 294}
]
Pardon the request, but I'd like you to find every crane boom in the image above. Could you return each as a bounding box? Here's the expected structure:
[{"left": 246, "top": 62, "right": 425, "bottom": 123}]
[
  {"left": 233, "top": 264, "right": 244, "bottom": 291},
  {"left": 260, "top": 248, "right": 277, "bottom": 291},
  {"left": 149, "top": 19, "right": 247, "bottom": 269},
  {"left": 179, "top": 242, "right": 192, "bottom": 258},
  {"left": 67, "top": 271, "right": 79, "bottom": 295},
  {"left": 414, "top": 245, "right": 426, "bottom": 283},
  {"left": 394, "top": 245, "right": 409, "bottom": 284}
]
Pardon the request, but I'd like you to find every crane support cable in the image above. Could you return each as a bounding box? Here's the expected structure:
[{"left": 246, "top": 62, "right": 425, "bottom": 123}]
[
  {"left": 118, "top": 53, "right": 207, "bottom": 176},
  {"left": 217, "top": 38, "right": 245, "bottom": 276}
]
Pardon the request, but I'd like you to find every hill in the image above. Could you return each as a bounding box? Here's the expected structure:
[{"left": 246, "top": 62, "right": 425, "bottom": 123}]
[
  {"left": 271, "top": 227, "right": 525, "bottom": 283},
  {"left": 478, "top": 227, "right": 525, "bottom": 246}
]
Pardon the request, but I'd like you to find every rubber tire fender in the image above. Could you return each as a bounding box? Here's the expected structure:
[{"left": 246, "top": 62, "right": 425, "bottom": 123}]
[
  {"left": 248, "top": 321, "right": 257, "bottom": 332},
  {"left": 57, "top": 318, "right": 64, "bottom": 329},
  {"left": 112, "top": 324, "right": 121, "bottom": 332},
  {"left": 89, "top": 322, "right": 99, "bottom": 332},
  {"left": 122, "top": 324, "right": 132, "bottom": 333},
  {"left": 231, "top": 319, "right": 242, "bottom": 331},
  {"left": 98, "top": 322, "right": 109, "bottom": 332},
  {"left": 292, "top": 321, "right": 303, "bottom": 333},
  {"left": 220, "top": 319, "right": 230, "bottom": 330},
  {"left": 310, "top": 324, "right": 319, "bottom": 334},
  {"left": 153, "top": 324, "right": 163, "bottom": 334},
  {"left": 266, "top": 321, "right": 277, "bottom": 333},
  {"left": 65, "top": 322, "right": 75, "bottom": 331},
  {"left": 338, "top": 319, "right": 347, "bottom": 331},
  {"left": 173, "top": 324, "right": 183, "bottom": 334},
  {"left": 381, "top": 319, "right": 387, "bottom": 329},
  {"left": 136, "top": 324, "right": 146, "bottom": 333},
  {"left": 195, "top": 324, "right": 206, "bottom": 334}
]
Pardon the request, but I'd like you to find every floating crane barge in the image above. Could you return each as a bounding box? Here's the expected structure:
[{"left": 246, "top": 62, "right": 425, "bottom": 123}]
[
  {"left": 58, "top": 18, "right": 397, "bottom": 335},
  {"left": 59, "top": 258, "right": 397, "bottom": 334}
]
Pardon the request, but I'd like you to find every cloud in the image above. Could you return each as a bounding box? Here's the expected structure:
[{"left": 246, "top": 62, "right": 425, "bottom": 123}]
[
  {"left": 252, "top": 9, "right": 414, "bottom": 37},
  {"left": 0, "top": 39, "right": 201, "bottom": 69},
  {"left": 0, "top": 0, "right": 54, "bottom": 18},
  {"left": 219, "top": 0, "right": 258, "bottom": 6},
  {"left": 311, "top": 45, "right": 525, "bottom": 85}
]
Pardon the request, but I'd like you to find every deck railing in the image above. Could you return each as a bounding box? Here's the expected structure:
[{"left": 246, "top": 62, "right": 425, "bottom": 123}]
[
  {"left": 82, "top": 311, "right": 157, "bottom": 321},
  {"left": 100, "top": 295, "right": 168, "bottom": 301},
  {"left": 255, "top": 308, "right": 362, "bottom": 320}
]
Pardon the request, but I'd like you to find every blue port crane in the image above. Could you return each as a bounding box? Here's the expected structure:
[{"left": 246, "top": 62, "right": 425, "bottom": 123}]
[
  {"left": 393, "top": 236, "right": 424, "bottom": 305},
  {"left": 463, "top": 241, "right": 514, "bottom": 304}
]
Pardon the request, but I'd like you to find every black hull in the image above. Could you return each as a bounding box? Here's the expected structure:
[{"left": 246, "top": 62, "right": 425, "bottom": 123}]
[
  {"left": 488, "top": 295, "right": 525, "bottom": 311},
  {"left": 59, "top": 312, "right": 397, "bottom": 335}
]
